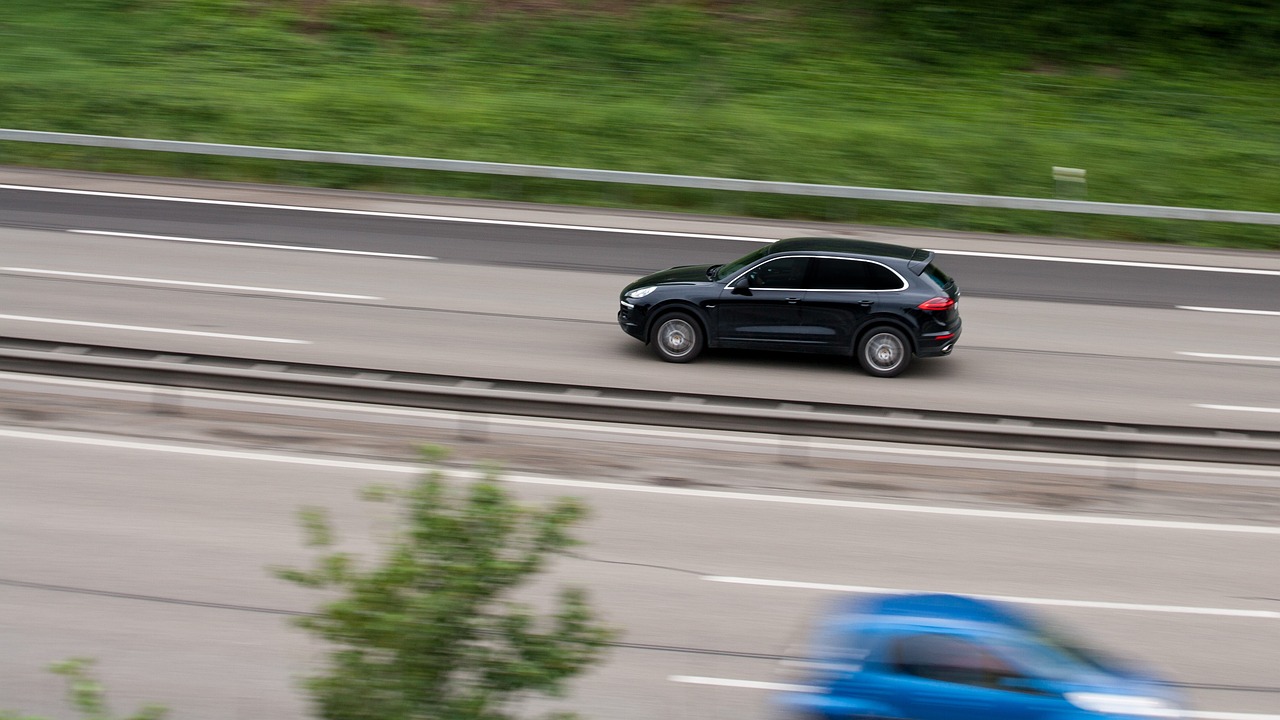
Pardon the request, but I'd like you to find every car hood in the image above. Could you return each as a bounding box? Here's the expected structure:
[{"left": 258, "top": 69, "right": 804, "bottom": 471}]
[
  {"left": 625, "top": 264, "right": 717, "bottom": 293},
  {"left": 1042, "top": 673, "right": 1183, "bottom": 706}
]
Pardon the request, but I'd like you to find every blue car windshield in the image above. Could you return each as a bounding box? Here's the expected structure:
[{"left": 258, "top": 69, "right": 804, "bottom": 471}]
[{"left": 991, "top": 632, "right": 1102, "bottom": 681}]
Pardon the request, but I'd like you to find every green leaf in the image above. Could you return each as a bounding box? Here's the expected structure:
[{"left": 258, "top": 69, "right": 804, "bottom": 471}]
[
  {"left": 277, "top": 450, "right": 613, "bottom": 720},
  {"left": 298, "top": 506, "right": 334, "bottom": 547}
]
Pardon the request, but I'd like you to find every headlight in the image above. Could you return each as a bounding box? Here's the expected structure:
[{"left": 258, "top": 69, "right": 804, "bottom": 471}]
[
  {"left": 625, "top": 286, "right": 657, "bottom": 299},
  {"left": 1065, "top": 692, "right": 1182, "bottom": 718}
]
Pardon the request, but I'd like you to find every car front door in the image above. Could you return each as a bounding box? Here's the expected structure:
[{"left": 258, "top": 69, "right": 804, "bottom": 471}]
[
  {"left": 715, "top": 256, "right": 811, "bottom": 348},
  {"left": 801, "top": 257, "right": 904, "bottom": 351},
  {"left": 874, "top": 633, "right": 1061, "bottom": 720}
]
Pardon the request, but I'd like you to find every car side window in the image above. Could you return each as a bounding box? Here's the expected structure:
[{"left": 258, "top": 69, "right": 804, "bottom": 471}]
[
  {"left": 744, "top": 257, "right": 809, "bottom": 289},
  {"left": 808, "top": 258, "right": 903, "bottom": 291},
  {"left": 890, "top": 633, "right": 1017, "bottom": 689}
]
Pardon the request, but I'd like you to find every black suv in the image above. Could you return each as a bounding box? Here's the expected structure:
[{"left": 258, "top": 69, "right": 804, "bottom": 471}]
[{"left": 617, "top": 237, "right": 961, "bottom": 377}]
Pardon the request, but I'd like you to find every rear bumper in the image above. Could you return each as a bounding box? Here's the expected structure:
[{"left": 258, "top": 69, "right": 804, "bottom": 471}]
[{"left": 916, "top": 322, "right": 961, "bottom": 358}]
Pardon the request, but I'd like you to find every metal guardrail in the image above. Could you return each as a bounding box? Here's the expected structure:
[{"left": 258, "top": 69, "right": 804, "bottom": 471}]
[
  {"left": 3, "top": 128, "right": 1279, "bottom": 225},
  {"left": 1, "top": 338, "right": 1277, "bottom": 465}
]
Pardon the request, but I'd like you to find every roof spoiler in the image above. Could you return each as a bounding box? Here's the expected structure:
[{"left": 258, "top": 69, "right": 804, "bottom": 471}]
[{"left": 907, "top": 249, "right": 933, "bottom": 276}]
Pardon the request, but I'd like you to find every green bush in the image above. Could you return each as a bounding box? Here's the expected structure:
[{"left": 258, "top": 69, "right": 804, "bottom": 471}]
[
  {"left": 0, "top": 0, "right": 1277, "bottom": 248},
  {"left": 864, "top": 0, "right": 1280, "bottom": 66}
]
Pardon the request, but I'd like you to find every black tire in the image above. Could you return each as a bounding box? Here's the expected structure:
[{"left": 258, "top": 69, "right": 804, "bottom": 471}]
[
  {"left": 650, "top": 311, "right": 704, "bottom": 363},
  {"left": 857, "top": 326, "right": 912, "bottom": 378}
]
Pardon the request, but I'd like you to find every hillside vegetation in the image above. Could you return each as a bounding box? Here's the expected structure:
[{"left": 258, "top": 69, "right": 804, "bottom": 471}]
[{"left": 1, "top": 0, "right": 1278, "bottom": 248}]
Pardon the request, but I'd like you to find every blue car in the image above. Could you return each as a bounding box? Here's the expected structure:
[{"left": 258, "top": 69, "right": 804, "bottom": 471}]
[{"left": 774, "top": 593, "right": 1186, "bottom": 719}]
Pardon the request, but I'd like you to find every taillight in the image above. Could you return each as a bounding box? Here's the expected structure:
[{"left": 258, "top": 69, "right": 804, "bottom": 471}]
[{"left": 917, "top": 297, "right": 956, "bottom": 311}]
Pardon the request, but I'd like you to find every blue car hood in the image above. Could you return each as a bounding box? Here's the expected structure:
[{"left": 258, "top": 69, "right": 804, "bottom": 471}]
[{"left": 1044, "top": 673, "right": 1183, "bottom": 705}]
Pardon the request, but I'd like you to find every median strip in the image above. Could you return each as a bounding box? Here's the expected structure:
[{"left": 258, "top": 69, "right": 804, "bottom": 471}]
[{"left": 0, "top": 336, "right": 1277, "bottom": 466}]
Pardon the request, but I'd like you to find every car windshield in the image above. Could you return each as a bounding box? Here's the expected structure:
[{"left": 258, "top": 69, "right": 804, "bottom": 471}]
[
  {"left": 986, "top": 631, "right": 1103, "bottom": 681},
  {"left": 1029, "top": 625, "right": 1124, "bottom": 674},
  {"left": 715, "top": 246, "right": 771, "bottom": 281}
]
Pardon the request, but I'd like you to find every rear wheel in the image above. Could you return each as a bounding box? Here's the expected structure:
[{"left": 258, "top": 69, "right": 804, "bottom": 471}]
[
  {"left": 650, "top": 312, "right": 703, "bottom": 363},
  {"left": 857, "top": 326, "right": 911, "bottom": 377}
]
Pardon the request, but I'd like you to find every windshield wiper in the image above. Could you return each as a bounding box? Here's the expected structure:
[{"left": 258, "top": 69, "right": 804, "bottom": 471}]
[{"left": 706, "top": 264, "right": 722, "bottom": 280}]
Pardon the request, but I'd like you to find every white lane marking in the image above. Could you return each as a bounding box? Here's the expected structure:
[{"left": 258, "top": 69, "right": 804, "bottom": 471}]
[
  {"left": 2, "top": 267, "right": 381, "bottom": 299},
  {"left": 5, "top": 184, "right": 1280, "bottom": 275},
  {"left": 0, "top": 315, "right": 309, "bottom": 344},
  {"left": 0, "top": 428, "right": 1277, "bottom": 534},
  {"left": 492, "top": 476, "right": 1280, "bottom": 535},
  {"left": 667, "top": 677, "right": 1280, "bottom": 720},
  {"left": 6, "top": 372, "right": 1280, "bottom": 481},
  {"left": 1179, "top": 306, "right": 1280, "bottom": 316},
  {"left": 1196, "top": 404, "right": 1280, "bottom": 415},
  {"left": 67, "top": 230, "right": 436, "bottom": 260},
  {"left": 0, "top": 427, "right": 415, "bottom": 470},
  {"left": 934, "top": 250, "right": 1280, "bottom": 277},
  {"left": 704, "top": 577, "right": 1280, "bottom": 619},
  {"left": 1179, "top": 352, "right": 1280, "bottom": 363},
  {"left": 669, "top": 676, "right": 811, "bottom": 693},
  {"left": 0, "top": 184, "right": 764, "bottom": 242}
]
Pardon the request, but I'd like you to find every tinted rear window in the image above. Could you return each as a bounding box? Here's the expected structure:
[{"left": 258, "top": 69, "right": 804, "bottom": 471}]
[
  {"left": 809, "top": 258, "right": 903, "bottom": 291},
  {"left": 923, "top": 262, "right": 954, "bottom": 289}
]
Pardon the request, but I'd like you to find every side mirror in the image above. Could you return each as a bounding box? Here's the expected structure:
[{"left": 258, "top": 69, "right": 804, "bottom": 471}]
[{"left": 730, "top": 277, "right": 753, "bottom": 296}]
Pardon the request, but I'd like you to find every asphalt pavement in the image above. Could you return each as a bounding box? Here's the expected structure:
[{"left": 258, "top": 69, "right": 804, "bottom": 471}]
[
  {"left": 2, "top": 167, "right": 1272, "bottom": 448},
  {"left": 2, "top": 431, "right": 1278, "bottom": 720},
  {"left": 1, "top": 168, "right": 1278, "bottom": 719}
]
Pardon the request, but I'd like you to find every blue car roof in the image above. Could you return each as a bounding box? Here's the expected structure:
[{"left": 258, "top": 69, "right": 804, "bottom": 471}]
[{"left": 831, "top": 593, "right": 1038, "bottom": 632}]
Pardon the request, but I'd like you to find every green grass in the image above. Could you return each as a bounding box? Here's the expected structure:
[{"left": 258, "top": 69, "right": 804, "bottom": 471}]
[{"left": 1, "top": 0, "right": 1278, "bottom": 249}]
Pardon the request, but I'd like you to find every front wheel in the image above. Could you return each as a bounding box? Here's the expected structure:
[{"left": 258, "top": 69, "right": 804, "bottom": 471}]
[
  {"left": 650, "top": 312, "right": 704, "bottom": 363},
  {"left": 857, "top": 327, "right": 912, "bottom": 377}
]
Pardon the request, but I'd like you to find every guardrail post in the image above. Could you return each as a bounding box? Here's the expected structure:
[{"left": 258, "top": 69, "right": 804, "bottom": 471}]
[
  {"left": 151, "top": 386, "right": 183, "bottom": 416},
  {"left": 1053, "top": 166, "right": 1088, "bottom": 199},
  {"left": 1053, "top": 166, "right": 1087, "bottom": 236},
  {"left": 779, "top": 435, "right": 810, "bottom": 467},
  {"left": 457, "top": 413, "right": 489, "bottom": 442},
  {"left": 1104, "top": 454, "right": 1135, "bottom": 492}
]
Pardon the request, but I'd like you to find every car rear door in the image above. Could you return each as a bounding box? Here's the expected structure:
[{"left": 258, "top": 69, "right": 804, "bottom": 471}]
[
  {"left": 875, "top": 632, "right": 1060, "bottom": 720},
  {"left": 800, "top": 257, "right": 901, "bottom": 351}
]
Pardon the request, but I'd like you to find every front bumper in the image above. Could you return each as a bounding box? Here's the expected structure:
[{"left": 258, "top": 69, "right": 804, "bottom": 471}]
[{"left": 618, "top": 301, "right": 648, "bottom": 342}]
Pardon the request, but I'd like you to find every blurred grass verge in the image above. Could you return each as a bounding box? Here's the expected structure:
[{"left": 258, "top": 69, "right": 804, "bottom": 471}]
[{"left": 0, "top": 0, "right": 1277, "bottom": 249}]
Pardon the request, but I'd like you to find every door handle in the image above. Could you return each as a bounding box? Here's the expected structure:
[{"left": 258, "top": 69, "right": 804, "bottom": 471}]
[{"left": 786, "top": 297, "right": 801, "bottom": 304}]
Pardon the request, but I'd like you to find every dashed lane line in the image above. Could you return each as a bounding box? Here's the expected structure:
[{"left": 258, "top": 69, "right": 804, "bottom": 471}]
[
  {"left": 0, "top": 314, "right": 309, "bottom": 344},
  {"left": 0, "top": 428, "right": 1277, "bottom": 534}
]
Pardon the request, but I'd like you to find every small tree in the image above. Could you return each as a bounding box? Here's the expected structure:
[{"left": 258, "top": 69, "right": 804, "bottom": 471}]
[
  {"left": 0, "top": 658, "right": 166, "bottom": 720},
  {"left": 276, "top": 447, "right": 613, "bottom": 720}
]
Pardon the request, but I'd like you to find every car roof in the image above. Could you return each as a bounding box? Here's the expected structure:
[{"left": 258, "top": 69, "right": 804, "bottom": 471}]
[
  {"left": 767, "top": 237, "right": 926, "bottom": 262},
  {"left": 827, "top": 593, "right": 1039, "bottom": 633}
]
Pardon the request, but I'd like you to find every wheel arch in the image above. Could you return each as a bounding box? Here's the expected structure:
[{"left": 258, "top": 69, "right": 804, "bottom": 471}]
[
  {"left": 645, "top": 300, "right": 711, "bottom": 345},
  {"left": 854, "top": 314, "right": 918, "bottom": 355}
]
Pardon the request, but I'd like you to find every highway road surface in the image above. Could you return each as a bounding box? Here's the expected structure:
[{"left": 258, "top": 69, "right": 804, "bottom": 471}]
[
  {"left": 1, "top": 170, "right": 1279, "bottom": 431},
  {"left": 1, "top": 168, "right": 1277, "bottom": 719},
  {"left": 1, "top": 428, "right": 1278, "bottom": 719}
]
